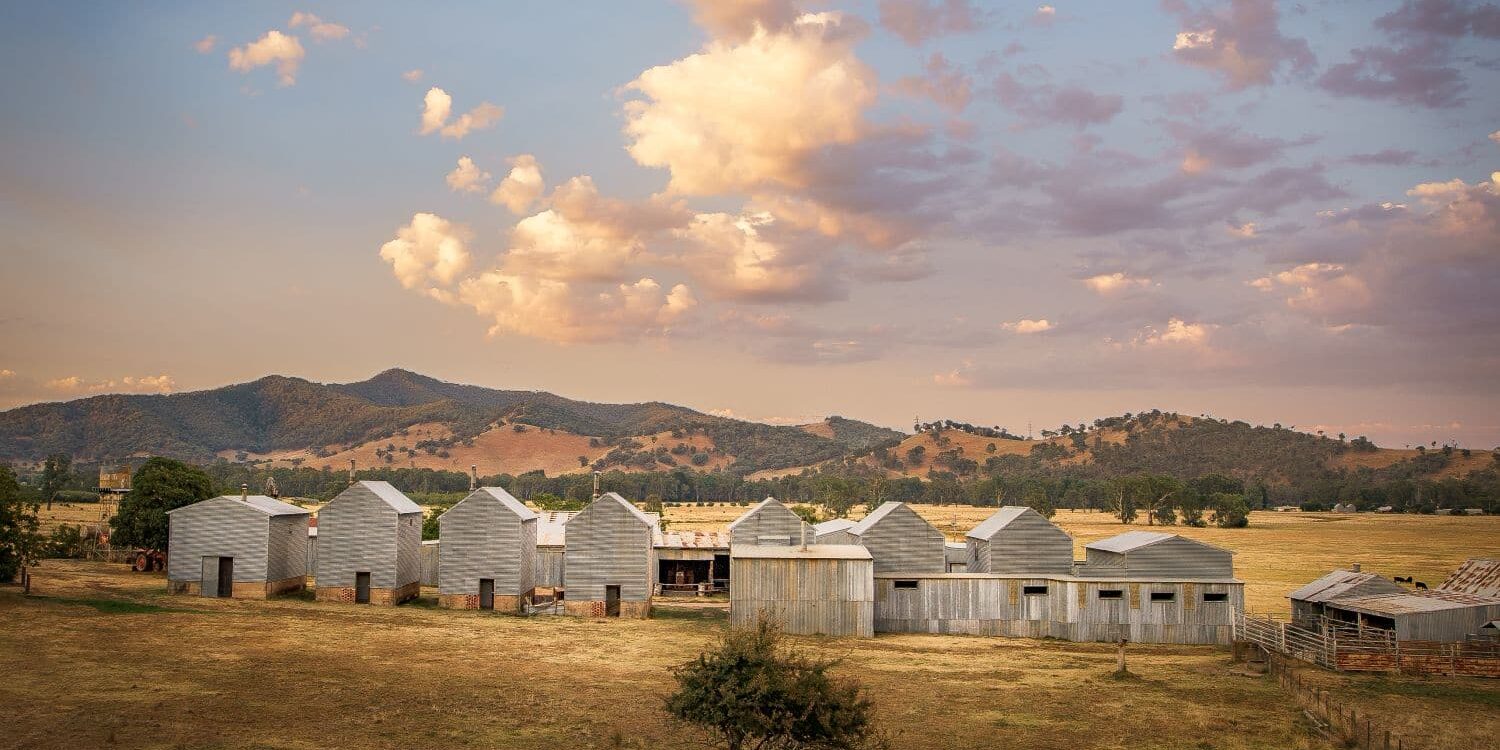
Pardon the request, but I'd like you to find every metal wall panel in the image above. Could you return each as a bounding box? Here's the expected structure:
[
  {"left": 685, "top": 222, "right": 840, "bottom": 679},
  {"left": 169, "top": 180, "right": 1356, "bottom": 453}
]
[
  {"left": 562, "top": 496, "right": 655, "bottom": 602},
  {"left": 167, "top": 498, "right": 279, "bottom": 583},
  {"left": 438, "top": 490, "right": 539, "bottom": 596},
  {"left": 728, "top": 499, "right": 807, "bottom": 547},
  {"left": 315, "top": 483, "right": 421, "bottom": 590},
  {"left": 730, "top": 556, "right": 875, "bottom": 637},
  {"left": 854, "top": 504, "right": 946, "bottom": 574}
]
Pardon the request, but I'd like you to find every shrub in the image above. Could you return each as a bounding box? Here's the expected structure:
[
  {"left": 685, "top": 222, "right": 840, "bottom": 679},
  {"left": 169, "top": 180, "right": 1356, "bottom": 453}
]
[{"left": 665, "top": 617, "right": 889, "bottom": 750}]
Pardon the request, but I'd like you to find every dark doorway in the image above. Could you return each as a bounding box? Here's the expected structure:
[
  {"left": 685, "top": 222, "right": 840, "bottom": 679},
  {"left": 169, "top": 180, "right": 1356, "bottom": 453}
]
[
  {"left": 216, "top": 557, "right": 233, "bottom": 598},
  {"left": 479, "top": 578, "right": 495, "bottom": 610},
  {"left": 605, "top": 585, "right": 621, "bottom": 617},
  {"left": 355, "top": 572, "right": 371, "bottom": 604},
  {"left": 658, "top": 559, "right": 711, "bottom": 593}
]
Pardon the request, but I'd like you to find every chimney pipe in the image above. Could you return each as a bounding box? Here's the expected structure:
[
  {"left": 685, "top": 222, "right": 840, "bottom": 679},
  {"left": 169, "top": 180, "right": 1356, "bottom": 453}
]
[
  {"left": 241, "top": 483, "right": 248, "bottom": 501},
  {"left": 1352, "top": 562, "right": 1361, "bottom": 573},
  {"left": 348, "top": 459, "right": 356, "bottom": 485},
  {"left": 592, "top": 471, "right": 601, "bottom": 501},
  {"left": 800, "top": 519, "right": 808, "bottom": 551},
  {"left": 470, "top": 465, "right": 478, "bottom": 491}
]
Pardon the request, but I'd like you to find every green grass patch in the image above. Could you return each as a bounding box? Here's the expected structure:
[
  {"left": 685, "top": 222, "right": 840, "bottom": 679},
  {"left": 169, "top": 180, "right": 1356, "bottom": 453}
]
[
  {"left": 1349, "top": 677, "right": 1500, "bottom": 709},
  {"left": 33, "top": 595, "right": 182, "bottom": 614},
  {"left": 651, "top": 606, "right": 728, "bottom": 622}
]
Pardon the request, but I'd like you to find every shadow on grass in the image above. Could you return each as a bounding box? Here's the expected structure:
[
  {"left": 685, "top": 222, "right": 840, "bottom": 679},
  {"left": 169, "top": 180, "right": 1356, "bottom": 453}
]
[
  {"left": 652, "top": 606, "right": 729, "bottom": 622},
  {"left": 28, "top": 595, "right": 189, "bottom": 614}
]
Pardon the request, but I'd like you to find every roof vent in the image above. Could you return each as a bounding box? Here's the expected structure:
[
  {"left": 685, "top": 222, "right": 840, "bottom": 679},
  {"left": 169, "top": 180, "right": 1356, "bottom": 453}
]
[
  {"left": 241, "top": 483, "right": 248, "bottom": 502},
  {"left": 1351, "top": 563, "right": 1362, "bottom": 573},
  {"left": 348, "top": 458, "right": 356, "bottom": 485},
  {"left": 470, "top": 465, "right": 478, "bottom": 492}
]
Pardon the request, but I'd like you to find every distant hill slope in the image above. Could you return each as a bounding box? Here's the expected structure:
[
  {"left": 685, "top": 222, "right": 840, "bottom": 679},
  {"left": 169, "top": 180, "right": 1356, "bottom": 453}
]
[{"left": 0, "top": 369, "right": 903, "bottom": 475}]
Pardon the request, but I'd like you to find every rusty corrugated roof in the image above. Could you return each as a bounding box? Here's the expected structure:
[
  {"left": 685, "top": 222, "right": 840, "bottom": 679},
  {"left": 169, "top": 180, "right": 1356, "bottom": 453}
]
[
  {"left": 1440, "top": 557, "right": 1500, "bottom": 597},
  {"left": 654, "top": 529, "right": 730, "bottom": 549},
  {"left": 1330, "top": 589, "right": 1500, "bottom": 616}
]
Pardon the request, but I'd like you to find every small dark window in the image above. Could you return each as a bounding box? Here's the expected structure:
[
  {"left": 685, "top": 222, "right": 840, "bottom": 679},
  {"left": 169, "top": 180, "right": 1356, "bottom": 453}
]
[
  {"left": 1150, "top": 591, "right": 1176, "bottom": 602},
  {"left": 1098, "top": 589, "right": 1123, "bottom": 599},
  {"left": 1022, "top": 585, "right": 1048, "bottom": 596},
  {"left": 893, "top": 580, "right": 919, "bottom": 590},
  {"left": 1202, "top": 592, "right": 1229, "bottom": 603}
]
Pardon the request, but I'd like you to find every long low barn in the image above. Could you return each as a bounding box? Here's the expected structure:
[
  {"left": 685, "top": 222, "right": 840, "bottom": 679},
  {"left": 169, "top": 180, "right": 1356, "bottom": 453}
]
[
  {"left": 873, "top": 573, "right": 1244, "bottom": 645},
  {"left": 731, "top": 545, "right": 874, "bottom": 638}
]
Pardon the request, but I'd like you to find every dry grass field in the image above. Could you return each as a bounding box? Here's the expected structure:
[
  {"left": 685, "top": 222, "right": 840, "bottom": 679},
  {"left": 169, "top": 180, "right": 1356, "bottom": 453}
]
[
  {"left": 4, "top": 561, "right": 1334, "bottom": 750},
  {"left": 666, "top": 506, "right": 1500, "bottom": 614}
]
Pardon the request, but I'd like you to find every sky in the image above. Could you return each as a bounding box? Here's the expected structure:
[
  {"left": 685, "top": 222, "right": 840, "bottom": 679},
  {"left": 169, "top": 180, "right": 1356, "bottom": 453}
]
[{"left": 0, "top": 0, "right": 1497, "bottom": 449}]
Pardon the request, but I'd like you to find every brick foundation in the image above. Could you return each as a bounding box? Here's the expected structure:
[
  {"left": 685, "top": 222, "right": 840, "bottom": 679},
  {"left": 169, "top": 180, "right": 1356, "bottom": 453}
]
[
  {"left": 314, "top": 579, "right": 421, "bottom": 606},
  {"left": 169, "top": 576, "right": 304, "bottom": 598},
  {"left": 439, "top": 593, "right": 524, "bottom": 612},
  {"left": 564, "top": 599, "right": 652, "bottom": 618}
]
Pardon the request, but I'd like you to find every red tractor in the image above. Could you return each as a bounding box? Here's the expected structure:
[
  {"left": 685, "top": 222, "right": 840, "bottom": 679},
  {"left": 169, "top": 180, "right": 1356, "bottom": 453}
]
[{"left": 126, "top": 548, "right": 166, "bottom": 572}]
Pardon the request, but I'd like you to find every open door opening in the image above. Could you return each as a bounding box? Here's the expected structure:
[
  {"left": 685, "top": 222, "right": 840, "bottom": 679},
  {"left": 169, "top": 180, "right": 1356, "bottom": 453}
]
[
  {"left": 216, "top": 557, "right": 233, "bottom": 598},
  {"left": 479, "top": 578, "right": 494, "bottom": 610},
  {"left": 605, "top": 584, "right": 621, "bottom": 617},
  {"left": 355, "top": 571, "right": 371, "bottom": 604}
]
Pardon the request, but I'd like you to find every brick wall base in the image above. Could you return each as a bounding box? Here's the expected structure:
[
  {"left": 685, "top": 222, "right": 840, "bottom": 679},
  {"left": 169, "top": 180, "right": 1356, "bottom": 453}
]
[
  {"left": 564, "top": 599, "right": 651, "bottom": 618},
  {"left": 439, "top": 593, "right": 525, "bottom": 612},
  {"left": 169, "top": 576, "right": 305, "bottom": 599},
  {"left": 314, "top": 579, "right": 421, "bottom": 606}
]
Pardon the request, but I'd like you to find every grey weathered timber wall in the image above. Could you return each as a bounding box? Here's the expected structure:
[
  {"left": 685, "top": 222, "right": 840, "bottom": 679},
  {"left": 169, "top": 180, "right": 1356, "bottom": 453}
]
[
  {"left": 438, "top": 491, "right": 538, "bottom": 596},
  {"left": 535, "top": 547, "right": 565, "bottom": 588},
  {"left": 731, "top": 556, "right": 874, "bottom": 637},
  {"left": 562, "top": 495, "right": 655, "bottom": 602},
  {"left": 873, "top": 574, "right": 1243, "bottom": 644}
]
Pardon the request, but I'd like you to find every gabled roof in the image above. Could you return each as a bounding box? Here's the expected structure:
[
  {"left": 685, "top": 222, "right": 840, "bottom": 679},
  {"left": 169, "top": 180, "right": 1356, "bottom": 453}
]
[
  {"left": 731, "top": 544, "right": 872, "bottom": 560},
  {"left": 848, "top": 501, "right": 905, "bottom": 536},
  {"left": 441, "top": 486, "right": 538, "bottom": 522},
  {"left": 168, "top": 494, "right": 308, "bottom": 517},
  {"left": 1288, "top": 569, "right": 1403, "bottom": 603},
  {"left": 594, "top": 491, "right": 657, "bottom": 528},
  {"left": 355, "top": 480, "right": 423, "bottom": 514},
  {"left": 727, "top": 497, "right": 791, "bottom": 531},
  {"left": 1087, "top": 531, "right": 1229, "bottom": 556},
  {"left": 1440, "top": 557, "right": 1500, "bottom": 598},
  {"left": 813, "top": 518, "right": 855, "bottom": 536},
  {"left": 967, "top": 506, "right": 1059, "bottom": 541}
]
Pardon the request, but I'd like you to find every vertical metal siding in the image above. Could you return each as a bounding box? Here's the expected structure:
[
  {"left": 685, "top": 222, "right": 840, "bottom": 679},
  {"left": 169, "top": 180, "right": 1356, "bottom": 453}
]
[
  {"left": 265, "top": 514, "right": 309, "bottom": 582},
  {"left": 730, "top": 556, "right": 875, "bottom": 637},
  {"left": 1120, "top": 538, "right": 1235, "bottom": 579}
]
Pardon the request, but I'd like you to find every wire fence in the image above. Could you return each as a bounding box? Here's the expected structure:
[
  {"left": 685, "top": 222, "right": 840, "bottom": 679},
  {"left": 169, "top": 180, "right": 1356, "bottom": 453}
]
[{"left": 1267, "top": 653, "right": 1418, "bottom": 750}]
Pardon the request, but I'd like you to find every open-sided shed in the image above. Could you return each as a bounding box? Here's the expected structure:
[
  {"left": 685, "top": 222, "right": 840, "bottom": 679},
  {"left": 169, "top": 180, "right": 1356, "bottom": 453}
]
[
  {"left": 727, "top": 497, "right": 807, "bottom": 546},
  {"left": 1324, "top": 590, "right": 1500, "bottom": 641},
  {"left": 1288, "top": 568, "right": 1404, "bottom": 625},
  {"left": 437, "top": 486, "right": 538, "bottom": 611},
  {"left": 314, "top": 480, "right": 424, "bottom": 605},
  {"left": 562, "top": 492, "right": 657, "bottom": 617},
  {"left": 846, "top": 502, "right": 946, "bottom": 574},
  {"left": 167, "top": 494, "right": 309, "bottom": 599},
  {"left": 1078, "top": 531, "right": 1234, "bottom": 579},
  {"left": 731, "top": 545, "right": 874, "bottom": 637},
  {"left": 965, "top": 506, "right": 1074, "bottom": 575}
]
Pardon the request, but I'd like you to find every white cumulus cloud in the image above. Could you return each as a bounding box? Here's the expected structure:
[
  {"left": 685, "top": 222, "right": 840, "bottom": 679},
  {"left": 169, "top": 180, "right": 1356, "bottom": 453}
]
[
  {"left": 228, "top": 30, "right": 306, "bottom": 86},
  {"left": 419, "top": 87, "right": 503, "bottom": 139}
]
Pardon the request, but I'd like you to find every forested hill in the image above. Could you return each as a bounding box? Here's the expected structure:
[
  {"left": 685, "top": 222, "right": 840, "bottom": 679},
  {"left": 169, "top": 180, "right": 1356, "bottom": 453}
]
[{"left": 0, "top": 369, "right": 903, "bottom": 474}]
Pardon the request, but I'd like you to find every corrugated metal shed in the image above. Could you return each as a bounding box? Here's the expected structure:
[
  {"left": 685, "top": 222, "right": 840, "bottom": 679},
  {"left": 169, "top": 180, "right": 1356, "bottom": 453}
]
[
  {"left": 315, "top": 480, "right": 423, "bottom": 596},
  {"left": 944, "top": 542, "right": 967, "bottom": 572},
  {"left": 1079, "top": 531, "right": 1234, "bottom": 579},
  {"left": 812, "top": 518, "right": 855, "bottom": 544},
  {"left": 1326, "top": 589, "right": 1500, "bottom": 641},
  {"left": 731, "top": 544, "right": 874, "bottom": 637},
  {"left": 965, "top": 506, "right": 1073, "bottom": 575},
  {"left": 562, "top": 492, "right": 657, "bottom": 608},
  {"left": 1441, "top": 558, "right": 1500, "bottom": 597},
  {"left": 166, "top": 495, "right": 309, "bottom": 597},
  {"left": 727, "top": 497, "right": 807, "bottom": 546},
  {"left": 1289, "top": 569, "right": 1404, "bottom": 604},
  {"left": 436, "top": 486, "right": 538, "bottom": 607},
  {"left": 847, "top": 502, "right": 946, "bottom": 574}
]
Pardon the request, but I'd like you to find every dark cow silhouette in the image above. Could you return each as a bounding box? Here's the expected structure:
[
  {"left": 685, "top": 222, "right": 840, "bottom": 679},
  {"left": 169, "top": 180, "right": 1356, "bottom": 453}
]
[{"left": 1415, "top": 581, "right": 1428, "bottom": 590}]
